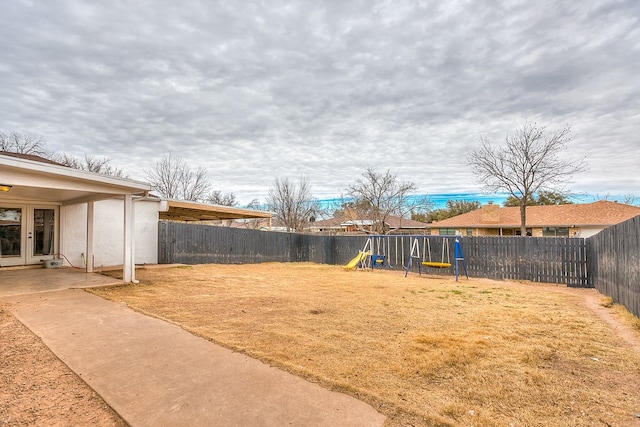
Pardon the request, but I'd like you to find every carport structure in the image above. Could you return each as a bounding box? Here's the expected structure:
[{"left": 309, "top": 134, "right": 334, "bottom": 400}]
[
  {"left": 0, "top": 152, "right": 153, "bottom": 282},
  {"left": 160, "top": 199, "right": 273, "bottom": 224}
]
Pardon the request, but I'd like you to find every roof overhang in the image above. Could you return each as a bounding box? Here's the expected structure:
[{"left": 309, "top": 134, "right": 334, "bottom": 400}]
[
  {"left": 160, "top": 199, "right": 273, "bottom": 221},
  {"left": 0, "top": 154, "right": 153, "bottom": 204}
]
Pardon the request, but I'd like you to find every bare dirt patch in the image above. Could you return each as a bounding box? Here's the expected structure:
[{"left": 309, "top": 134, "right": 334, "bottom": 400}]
[
  {"left": 0, "top": 303, "right": 127, "bottom": 427},
  {"left": 91, "top": 263, "right": 640, "bottom": 427}
]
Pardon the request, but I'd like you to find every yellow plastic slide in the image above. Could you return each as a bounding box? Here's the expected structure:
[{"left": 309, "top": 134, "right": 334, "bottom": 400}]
[{"left": 343, "top": 251, "right": 370, "bottom": 270}]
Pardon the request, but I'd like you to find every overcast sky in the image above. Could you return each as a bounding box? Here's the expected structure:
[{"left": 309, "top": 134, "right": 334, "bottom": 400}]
[{"left": 1, "top": 0, "right": 639, "bottom": 205}]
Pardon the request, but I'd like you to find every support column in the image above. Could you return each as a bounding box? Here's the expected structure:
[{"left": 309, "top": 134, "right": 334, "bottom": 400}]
[
  {"left": 86, "top": 201, "right": 94, "bottom": 273},
  {"left": 123, "top": 194, "right": 133, "bottom": 283},
  {"left": 131, "top": 197, "right": 137, "bottom": 283}
]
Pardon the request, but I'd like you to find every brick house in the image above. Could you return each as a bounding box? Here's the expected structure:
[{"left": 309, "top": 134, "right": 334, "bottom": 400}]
[{"left": 426, "top": 201, "right": 640, "bottom": 237}]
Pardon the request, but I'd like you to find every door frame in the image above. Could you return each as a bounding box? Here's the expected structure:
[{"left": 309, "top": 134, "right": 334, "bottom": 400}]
[
  {"left": 0, "top": 202, "right": 59, "bottom": 266},
  {"left": 26, "top": 204, "right": 60, "bottom": 265},
  {"left": 0, "top": 202, "right": 26, "bottom": 267}
]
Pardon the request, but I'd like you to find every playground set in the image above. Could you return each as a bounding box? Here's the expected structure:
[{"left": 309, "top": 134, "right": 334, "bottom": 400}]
[{"left": 343, "top": 235, "right": 468, "bottom": 281}]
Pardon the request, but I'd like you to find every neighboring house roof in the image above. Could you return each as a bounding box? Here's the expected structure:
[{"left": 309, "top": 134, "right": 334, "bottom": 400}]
[
  {"left": 311, "top": 216, "right": 345, "bottom": 229},
  {"left": 0, "top": 151, "right": 67, "bottom": 167},
  {"left": 428, "top": 201, "right": 640, "bottom": 228},
  {"left": 313, "top": 214, "right": 428, "bottom": 230},
  {"left": 342, "top": 219, "right": 375, "bottom": 226}
]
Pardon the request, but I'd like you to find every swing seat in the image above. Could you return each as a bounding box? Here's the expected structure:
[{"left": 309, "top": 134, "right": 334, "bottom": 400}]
[
  {"left": 371, "top": 254, "right": 386, "bottom": 267},
  {"left": 421, "top": 261, "right": 451, "bottom": 269}
]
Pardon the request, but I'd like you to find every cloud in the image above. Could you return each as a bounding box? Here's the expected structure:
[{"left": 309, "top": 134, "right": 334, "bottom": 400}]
[{"left": 1, "top": 0, "right": 639, "bottom": 203}]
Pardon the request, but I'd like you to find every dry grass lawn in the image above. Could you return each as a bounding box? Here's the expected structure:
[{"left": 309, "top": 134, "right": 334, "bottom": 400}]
[{"left": 90, "top": 263, "right": 640, "bottom": 427}]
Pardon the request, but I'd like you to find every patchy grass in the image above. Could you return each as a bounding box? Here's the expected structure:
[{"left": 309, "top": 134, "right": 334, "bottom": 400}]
[
  {"left": 613, "top": 303, "right": 640, "bottom": 332},
  {"left": 600, "top": 296, "right": 615, "bottom": 308},
  {"left": 90, "top": 263, "right": 640, "bottom": 427}
]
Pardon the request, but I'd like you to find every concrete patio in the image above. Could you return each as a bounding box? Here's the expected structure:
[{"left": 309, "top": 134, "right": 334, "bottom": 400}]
[{"left": 0, "top": 266, "right": 121, "bottom": 297}]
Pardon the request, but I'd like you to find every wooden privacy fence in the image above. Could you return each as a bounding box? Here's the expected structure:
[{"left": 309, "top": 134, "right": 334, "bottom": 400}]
[
  {"left": 588, "top": 216, "right": 640, "bottom": 318},
  {"left": 158, "top": 221, "right": 367, "bottom": 265},
  {"left": 158, "top": 221, "right": 589, "bottom": 286},
  {"left": 464, "top": 236, "right": 588, "bottom": 286}
]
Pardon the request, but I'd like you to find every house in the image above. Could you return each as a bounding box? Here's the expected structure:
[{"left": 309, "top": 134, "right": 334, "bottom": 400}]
[
  {"left": 310, "top": 213, "right": 428, "bottom": 234},
  {"left": 426, "top": 201, "right": 640, "bottom": 237},
  {"left": 0, "top": 152, "right": 271, "bottom": 282}
]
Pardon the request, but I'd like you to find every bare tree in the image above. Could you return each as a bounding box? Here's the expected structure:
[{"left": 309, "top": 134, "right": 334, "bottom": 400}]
[
  {"left": 266, "top": 177, "right": 319, "bottom": 232},
  {"left": 0, "top": 131, "right": 47, "bottom": 155},
  {"left": 345, "top": 167, "right": 427, "bottom": 234},
  {"left": 468, "top": 123, "right": 586, "bottom": 236},
  {"left": 1, "top": 130, "right": 130, "bottom": 177},
  {"left": 594, "top": 193, "right": 639, "bottom": 206},
  {"left": 236, "top": 199, "right": 270, "bottom": 230},
  {"left": 206, "top": 190, "right": 237, "bottom": 206},
  {"left": 245, "top": 199, "right": 262, "bottom": 210},
  {"left": 53, "top": 153, "right": 128, "bottom": 177},
  {"left": 146, "top": 154, "right": 211, "bottom": 201}
]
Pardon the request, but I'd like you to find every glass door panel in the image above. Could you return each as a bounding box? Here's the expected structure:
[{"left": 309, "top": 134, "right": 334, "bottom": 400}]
[
  {"left": 33, "top": 208, "right": 55, "bottom": 257},
  {"left": 0, "top": 207, "right": 24, "bottom": 266}
]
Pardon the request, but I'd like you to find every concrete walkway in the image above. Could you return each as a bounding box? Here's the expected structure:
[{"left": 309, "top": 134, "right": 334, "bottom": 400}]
[{"left": 2, "top": 288, "right": 386, "bottom": 427}]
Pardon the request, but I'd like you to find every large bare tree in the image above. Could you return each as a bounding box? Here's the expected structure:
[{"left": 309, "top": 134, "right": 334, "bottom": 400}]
[
  {"left": 345, "top": 167, "right": 426, "bottom": 234},
  {"left": 502, "top": 190, "right": 573, "bottom": 207},
  {"left": 468, "top": 123, "right": 586, "bottom": 236},
  {"left": 0, "top": 131, "right": 47, "bottom": 155},
  {"left": 266, "top": 177, "right": 319, "bottom": 232},
  {"left": 146, "top": 154, "right": 211, "bottom": 201}
]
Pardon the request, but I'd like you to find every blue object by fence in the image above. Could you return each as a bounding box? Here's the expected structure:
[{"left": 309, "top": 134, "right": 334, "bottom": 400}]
[
  {"left": 371, "top": 254, "right": 386, "bottom": 268},
  {"left": 454, "top": 238, "right": 468, "bottom": 281}
]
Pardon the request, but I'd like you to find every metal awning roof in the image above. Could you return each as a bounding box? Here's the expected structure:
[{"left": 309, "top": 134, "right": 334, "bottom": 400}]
[{"left": 159, "top": 200, "right": 273, "bottom": 222}]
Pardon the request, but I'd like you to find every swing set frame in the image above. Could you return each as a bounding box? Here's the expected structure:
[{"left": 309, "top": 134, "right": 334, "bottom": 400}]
[
  {"left": 344, "top": 234, "right": 468, "bottom": 281},
  {"left": 403, "top": 236, "right": 468, "bottom": 281}
]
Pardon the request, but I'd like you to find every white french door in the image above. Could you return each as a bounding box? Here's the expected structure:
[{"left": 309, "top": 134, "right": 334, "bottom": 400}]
[{"left": 0, "top": 204, "right": 59, "bottom": 267}]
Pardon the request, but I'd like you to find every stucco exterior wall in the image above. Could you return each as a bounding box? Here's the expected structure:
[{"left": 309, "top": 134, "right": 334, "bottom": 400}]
[
  {"left": 574, "top": 227, "right": 603, "bottom": 238},
  {"left": 61, "top": 198, "right": 161, "bottom": 268}
]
